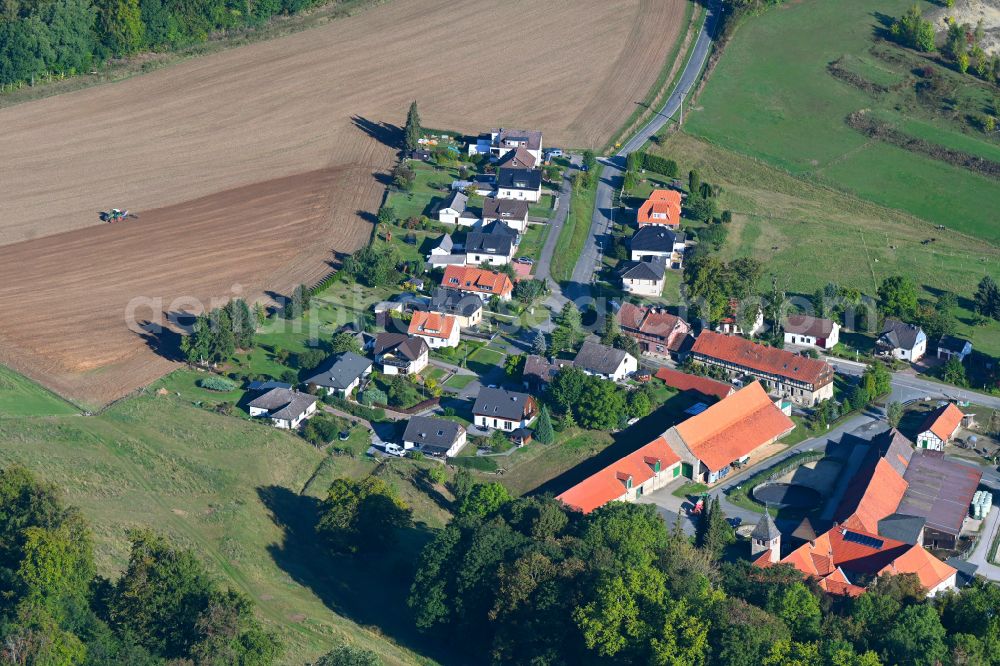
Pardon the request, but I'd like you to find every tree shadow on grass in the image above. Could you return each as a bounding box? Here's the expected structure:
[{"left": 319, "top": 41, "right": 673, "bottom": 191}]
[{"left": 256, "top": 484, "right": 455, "bottom": 662}]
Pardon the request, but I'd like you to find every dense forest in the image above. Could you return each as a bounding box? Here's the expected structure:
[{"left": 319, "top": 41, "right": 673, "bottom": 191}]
[
  {"left": 409, "top": 478, "right": 1000, "bottom": 666},
  {"left": 0, "top": 0, "right": 338, "bottom": 87},
  {"left": 0, "top": 465, "right": 281, "bottom": 664}
]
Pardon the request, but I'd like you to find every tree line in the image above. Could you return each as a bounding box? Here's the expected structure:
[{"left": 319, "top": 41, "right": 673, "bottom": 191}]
[
  {"left": 0, "top": 465, "right": 281, "bottom": 664},
  {"left": 0, "top": 0, "right": 338, "bottom": 87},
  {"left": 406, "top": 487, "right": 1000, "bottom": 665}
]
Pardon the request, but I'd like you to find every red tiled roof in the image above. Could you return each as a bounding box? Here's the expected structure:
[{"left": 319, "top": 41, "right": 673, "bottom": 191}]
[
  {"left": 556, "top": 436, "right": 680, "bottom": 514},
  {"left": 617, "top": 303, "right": 690, "bottom": 349},
  {"left": 655, "top": 368, "right": 734, "bottom": 402},
  {"left": 918, "top": 403, "right": 965, "bottom": 442},
  {"left": 441, "top": 265, "right": 514, "bottom": 298},
  {"left": 836, "top": 458, "right": 909, "bottom": 534},
  {"left": 408, "top": 311, "right": 456, "bottom": 340},
  {"left": 637, "top": 189, "right": 681, "bottom": 227},
  {"left": 674, "top": 382, "right": 795, "bottom": 472},
  {"left": 691, "top": 330, "right": 833, "bottom": 387},
  {"left": 768, "top": 524, "right": 955, "bottom": 595}
]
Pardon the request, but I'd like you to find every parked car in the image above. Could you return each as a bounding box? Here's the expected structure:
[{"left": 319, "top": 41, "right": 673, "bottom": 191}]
[
  {"left": 516, "top": 257, "right": 534, "bottom": 265},
  {"left": 384, "top": 443, "right": 406, "bottom": 457}
]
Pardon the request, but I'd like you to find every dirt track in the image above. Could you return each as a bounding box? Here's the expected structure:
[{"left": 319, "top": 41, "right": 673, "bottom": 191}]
[{"left": 0, "top": 0, "right": 686, "bottom": 405}]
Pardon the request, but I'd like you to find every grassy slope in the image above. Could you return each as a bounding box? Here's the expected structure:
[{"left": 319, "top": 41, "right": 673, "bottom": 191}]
[
  {"left": 0, "top": 375, "right": 446, "bottom": 665},
  {"left": 551, "top": 169, "right": 601, "bottom": 283},
  {"left": 685, "top": 0, "right": 1000, "bottom": 242},
  {"left": 0, "top": 365, "right": 78, "bottom": 416},
  {"left": 655, "top": 131, "right": 1000, "bottom": 355}
]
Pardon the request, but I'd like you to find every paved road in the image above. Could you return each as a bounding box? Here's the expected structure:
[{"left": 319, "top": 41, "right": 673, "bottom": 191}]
[
  {"left": 556, "top": 0, "right": 721, "bottom": 309},
  {"left": 534, "top": 156, "right": 580, "bottom": 286},
  {"left": 965, "top": 505, "right": 1000, "bottom": 578}
]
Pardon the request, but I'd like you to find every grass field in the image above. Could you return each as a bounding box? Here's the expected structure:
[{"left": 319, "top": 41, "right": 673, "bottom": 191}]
[
  {"left": 551, "top": 169, "right": 602, "bottom": 283},
  {"left": 0, "top": 387, "right": 449, "bottom": 664},
  {"left": 0, "top": 365, "right": 78, "bottom": 417},
  {"left": 652, "top": 132, "right": 1000, "bottom": 355},
  {"left": 686, "top": 0, "right": 1000, "bottom": 241}
]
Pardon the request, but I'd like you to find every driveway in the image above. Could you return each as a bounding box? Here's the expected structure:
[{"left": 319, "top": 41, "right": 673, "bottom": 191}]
[{"left": 963, "top": 504, "right": 1000, "bottom": 581}]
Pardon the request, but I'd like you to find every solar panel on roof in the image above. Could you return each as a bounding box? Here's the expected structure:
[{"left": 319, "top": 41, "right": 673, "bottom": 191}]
[{"left": 842, "top": 530, "right": 884, "bottom": 549}]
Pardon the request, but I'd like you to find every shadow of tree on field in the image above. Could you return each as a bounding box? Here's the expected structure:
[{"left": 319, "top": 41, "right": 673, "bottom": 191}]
[
  {"left": 256, "top": 484, "right": 455, "bottom": 663},
  {"left": 352, "top": 116, "right": 403, "bottom": 151},
  {"left": 134, "top": 317, "right": 186, "bottom": 362}
]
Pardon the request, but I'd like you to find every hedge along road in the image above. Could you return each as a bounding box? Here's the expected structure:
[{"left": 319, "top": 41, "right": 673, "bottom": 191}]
[{"left": 562, "top": 0, "right": 722, "bottom": 305}]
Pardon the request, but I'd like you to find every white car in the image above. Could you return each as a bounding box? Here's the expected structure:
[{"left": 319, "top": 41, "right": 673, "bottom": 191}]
[{"left": 383, "top": 443, "right": 406, "bottom": 457}]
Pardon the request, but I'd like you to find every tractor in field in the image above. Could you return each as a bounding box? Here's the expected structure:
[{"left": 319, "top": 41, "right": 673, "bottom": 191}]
[{"left": 100, "top": 208, "right": 134, "bottom": 223}]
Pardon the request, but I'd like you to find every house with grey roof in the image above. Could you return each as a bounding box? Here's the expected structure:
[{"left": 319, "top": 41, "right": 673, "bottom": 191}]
[
  {"left": 435, "top": 191, "right": 477, "bottom": 225},
  {"left": 619, "top": 259, "right": 666, "bottom": 297},
  {"left": 481, "top": 197, "right": 530, "bottom": 232},
  {"left": 473, "top": 387, "right": 538, "bottom": 432},
  {"left": 425, "top": 288, "right": 483, "bottom": 328},
  {"left": 877, "top": 319, "right": 927, "bottom": 362},
  {"left": 372, "top": 333, "right": 429, "bottom": 376},
  {"left": 304, "top": 351, "right": 373, "bottom": 397},
  {"left": 629, "top": 226, "right": 685, "bottom": 268},
  {"left": 428, "top": 234, "right": 454, "bottom": 259},
  {"left": 468, "top": 128, "right": 544, "bottom": 162},
  {"left": 465, "top": 221, "right": 518, "bottom": 266},
  {"left": 495, "top": 146, "right": 537, "bottom": 170},
  {"left": 248, "top": 388, "right": 317, "bottom": 429},
  {"left": 572, "top": 341, "right": 638, "bottom": 382},
  {"left": 496, "top": 168, "right": 543, "bottom": 203},
  {"left": 403, "top": 416, "right": 467, "bottom": 457}
]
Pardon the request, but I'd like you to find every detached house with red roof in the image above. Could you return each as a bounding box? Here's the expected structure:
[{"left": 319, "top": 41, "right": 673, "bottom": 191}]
[
  {"left": 557, "top": 436, "right": 681, "bottom": 513},
  {"left": 408, "top": 311, "right": 459, "bottom": 349},
  {"left": 637, "top": 189, "right": 682, "bottom": 229},
  {"left": 663, "top": 381, "right": 795, "bottom": 484},
  {"left": 690, "top": 330, "right": 834, "bottom": 406},
  {"left": 616, "top": 303, "right": 691, "bottom": 358},
  {"left": 441, "top": 265, "right": 514, "bottom": 301},
  {"left": 915, "top": 403, "right": 966, "bottom": 451}
]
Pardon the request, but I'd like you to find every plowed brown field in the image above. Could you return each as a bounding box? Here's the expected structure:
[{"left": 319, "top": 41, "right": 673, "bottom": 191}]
[{"left": 0, "top": 0, "right": 686, "bottom": 405}]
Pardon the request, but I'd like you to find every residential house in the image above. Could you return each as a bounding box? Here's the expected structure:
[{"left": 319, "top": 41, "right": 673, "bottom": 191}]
[
  {"left": 408, "top": 311, "right": 460, "bottom": 348},
  {"left": 304, "top": 352, "right": 373, "bottom": 397},
  {"left": 572, "top": 341, "right": 638, "bottom": 382},
  {"left": 481, "top": 197, "right": 530, "bottom": 232},
  {"left": 372, "top": 333, "right": 429, "bottom": 376},
  {"left": 636, "top": 189, "right": 682, "bottom": 229},
  {"left": 915, "top": 403, "right": 965, "bottom": 451},
  {"left": 716, "top": 298, "right": 765, "bottom": 337},
  {"left": 936, "top": 335, "right": 972, "bottom": 363},
  {"left": 522, "top": 355, "right": 569, "bottom": 392},
  {"left": 663, "top": 381, "right": 795, "bottom": 484},
  {"left": 654, "top": 367, "right": 734, "bottom": 403},
  {"left": 248, "top": 388, "right": 318, "bottom": 429},
  {"left": 495, "top": 146, "right": 537, "bottom": 170},
  {"left": 442, "top": 265, "right": 514, "bottom": 301},
  {"left": 402, "top": 416, "right": 467, "bottom": 457},
  {"left": 468, "top": 128, "right": 544, "bottom": 162},
  {"left": 450, "top": 175, "right": 495, "bottom": 196},
  {"left": 557, "top": 436, "right": 682, "bottom": 513},
  {"left": 465, "top": 221, "right": 518, "bottom": 266},
  {"left": 472, "top": 387, "right": 538, "bottom": 432},
  {"left": 877, "top": 319, "right": 927, "bottom": 362},
  {"left": 617, "top": 303, "right": 691, "bottom": 358},
  {"left": 690, "top": 330, "right": 835, "bottom": 406},
  {"left": 426, "top": 288, "right": 483, "bottom": 328},
  {"left": 619, "top": 260, "right": 665, "bottom": 297},
  {"left": 428, "top": 234, "right": 454, "bottom": 258},
  {"left": 496, "top": 168, "right": 543, "bottom": 202},
  {"left": 783, "top": 315, "right": 840, "bottom": 350},
  {"left": 629, "top": 226, "right": 685, "bottom": 268},
  {"left": 755, "top": 523, "right": 957, "bottom": 597},
  {"left": 435, "top": 191, "right": 477, "bottom": 226},
  {"left": 246, "top": 380, "right": 292, "bottom": 392}
]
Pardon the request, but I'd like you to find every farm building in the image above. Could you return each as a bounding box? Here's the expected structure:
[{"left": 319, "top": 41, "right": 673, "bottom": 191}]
[
  {"left": 654, "top": 367, "right": 734, "bottom": 403},
  {"left": 915, "top": 403, "right": 966, "bottom": 451},
  {"left": 557, "top": 436, "right": 681, "bottom": 513},
  {"left": 689, "top": 331, "right": 834, "bottom": 406},
  {"left": 663, "top": 381, "right": 795, "bottom": 485}
]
